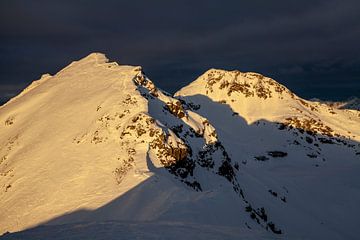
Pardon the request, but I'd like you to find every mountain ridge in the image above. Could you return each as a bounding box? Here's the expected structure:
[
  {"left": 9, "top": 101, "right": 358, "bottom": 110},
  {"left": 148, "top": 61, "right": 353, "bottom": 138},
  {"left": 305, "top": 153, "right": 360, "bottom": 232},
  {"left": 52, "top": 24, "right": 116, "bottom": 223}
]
[{"left": 0, "top": 53, "right": 359, "bottom": 239}]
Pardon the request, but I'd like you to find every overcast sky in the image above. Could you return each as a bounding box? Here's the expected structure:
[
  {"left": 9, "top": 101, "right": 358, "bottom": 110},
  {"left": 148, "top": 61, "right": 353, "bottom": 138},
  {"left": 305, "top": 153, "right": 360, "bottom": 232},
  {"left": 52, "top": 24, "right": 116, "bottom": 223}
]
[{"left": 0, "top": 0, "right": 359, "bottom": 102}]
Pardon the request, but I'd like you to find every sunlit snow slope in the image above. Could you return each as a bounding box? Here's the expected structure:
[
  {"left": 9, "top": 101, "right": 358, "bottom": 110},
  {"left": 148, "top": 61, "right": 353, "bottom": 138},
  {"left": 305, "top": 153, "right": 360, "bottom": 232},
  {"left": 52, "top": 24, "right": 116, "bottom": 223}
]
[{"left": 1, "top": 54, "right": 359, "bottom": 240}]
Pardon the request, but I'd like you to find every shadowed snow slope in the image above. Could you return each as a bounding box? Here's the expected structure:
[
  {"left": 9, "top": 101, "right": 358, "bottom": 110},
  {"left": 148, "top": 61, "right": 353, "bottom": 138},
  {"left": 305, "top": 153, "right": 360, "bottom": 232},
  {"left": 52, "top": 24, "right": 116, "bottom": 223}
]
[{"left": 0, "top": 54, "right": 359, "bottom": 239}]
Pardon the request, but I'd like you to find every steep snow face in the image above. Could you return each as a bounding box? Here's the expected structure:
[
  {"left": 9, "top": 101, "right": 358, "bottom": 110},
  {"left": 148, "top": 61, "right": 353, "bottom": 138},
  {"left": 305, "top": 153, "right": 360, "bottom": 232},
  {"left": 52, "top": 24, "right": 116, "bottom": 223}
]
[
  {"left": 0, "top": 53, "right": 154, "bottom": 232},
  {"left": 0, "top": 56, "right": 359, "bottom": 240},
  {"left": 0, "top": 54, "right": 254, "bottom": 237}
]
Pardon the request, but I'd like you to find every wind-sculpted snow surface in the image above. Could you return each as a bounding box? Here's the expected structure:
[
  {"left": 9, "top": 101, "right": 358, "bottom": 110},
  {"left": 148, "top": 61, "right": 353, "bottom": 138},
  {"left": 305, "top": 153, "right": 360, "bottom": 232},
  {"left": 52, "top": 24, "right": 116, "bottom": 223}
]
[{"left": 0, "top": 54, "right": 359, "bottom": 239}]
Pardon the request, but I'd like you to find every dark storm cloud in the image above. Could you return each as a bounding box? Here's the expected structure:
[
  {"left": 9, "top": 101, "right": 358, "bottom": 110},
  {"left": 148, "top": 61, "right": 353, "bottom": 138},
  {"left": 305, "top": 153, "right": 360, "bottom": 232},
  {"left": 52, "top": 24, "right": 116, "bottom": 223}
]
[{"left": 0, "top": 0, "right": 359, "bottom": 101}]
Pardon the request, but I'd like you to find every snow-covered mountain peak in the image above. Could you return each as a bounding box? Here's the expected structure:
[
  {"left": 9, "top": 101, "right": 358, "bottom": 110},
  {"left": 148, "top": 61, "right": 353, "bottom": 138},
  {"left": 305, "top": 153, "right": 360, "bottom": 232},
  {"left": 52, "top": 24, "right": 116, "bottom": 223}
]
[
  {"left": 0, "top": 55, "right": 359, "bottom": 240},
  {"left": 176, "top": 68, "right": 299, "bottom": 124},
  {"left": 0, "top": 54, "right": 228, "bottom": 234},
  {"left": 78, "top": 52, "right": 109, "bottom": 63},
  {"left": 56, "top": 52, "right": 141, "bottom": 78},
  {"left": 180, "top": 68, "right": 293, "bottom": 100}
]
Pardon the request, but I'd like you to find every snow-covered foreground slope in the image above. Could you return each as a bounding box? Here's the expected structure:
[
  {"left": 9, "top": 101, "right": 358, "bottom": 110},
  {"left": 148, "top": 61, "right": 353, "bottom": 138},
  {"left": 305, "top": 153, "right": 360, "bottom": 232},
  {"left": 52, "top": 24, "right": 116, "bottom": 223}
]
[
  {"left": 0, "top": 54, "right": 359, "bottom": 239},
  {"left": 1, "top": 221, "right": 272, "bottom": 240}
]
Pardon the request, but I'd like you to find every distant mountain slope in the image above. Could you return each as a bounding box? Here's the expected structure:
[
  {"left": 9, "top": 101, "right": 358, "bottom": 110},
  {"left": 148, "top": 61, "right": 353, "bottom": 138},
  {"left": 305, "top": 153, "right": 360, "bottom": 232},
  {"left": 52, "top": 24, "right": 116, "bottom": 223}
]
[
  {"left": 311, "top": 97, "right": 360, "bottom": 111},
  {"left": 1, "top": 54, "right": 359, "bottom": 240}
]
